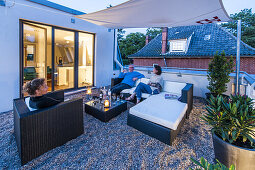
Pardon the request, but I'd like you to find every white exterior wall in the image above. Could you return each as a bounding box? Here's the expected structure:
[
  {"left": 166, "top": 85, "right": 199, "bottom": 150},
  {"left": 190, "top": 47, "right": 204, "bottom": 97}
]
[{"left": 0, "top": 0, "right": 115, "bottom": 112}]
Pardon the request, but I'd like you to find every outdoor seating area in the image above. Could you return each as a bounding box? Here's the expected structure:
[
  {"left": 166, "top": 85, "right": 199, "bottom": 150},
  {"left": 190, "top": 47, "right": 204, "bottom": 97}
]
[
  {"left": 0, "top": 91, "right": 212, "bottom": 169},
  {"left": 1, "top": 0, "right": 255, "bottom": 169}
]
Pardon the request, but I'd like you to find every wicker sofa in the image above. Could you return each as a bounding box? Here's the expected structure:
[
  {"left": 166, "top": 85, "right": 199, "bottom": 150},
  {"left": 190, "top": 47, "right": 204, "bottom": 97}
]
[
  {"left": 111, "top": 77, "right": 193, "bottom": 145},
  {"left": 13, "top": 91, "right": 84, "bottom": 165}
]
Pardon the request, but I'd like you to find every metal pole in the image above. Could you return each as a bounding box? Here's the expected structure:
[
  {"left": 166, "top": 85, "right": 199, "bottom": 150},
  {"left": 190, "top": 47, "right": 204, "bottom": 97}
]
[{"left": 235, "top": 20, "right": 241, "bottom": 95}]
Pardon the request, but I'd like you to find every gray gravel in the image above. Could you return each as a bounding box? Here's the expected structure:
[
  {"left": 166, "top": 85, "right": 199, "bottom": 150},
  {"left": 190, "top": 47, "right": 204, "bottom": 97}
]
[{"left": 0, "top": 93, "right": 214, "bottom": 169}]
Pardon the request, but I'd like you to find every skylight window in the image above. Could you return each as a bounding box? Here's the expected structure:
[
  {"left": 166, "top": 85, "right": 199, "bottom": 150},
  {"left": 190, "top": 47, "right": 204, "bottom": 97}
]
[
  {"left": 204, "top": 35, "right": 211, "bottom": 40},
  {"left": 169, "top": 39, "right": 187, "bottom": 52}
]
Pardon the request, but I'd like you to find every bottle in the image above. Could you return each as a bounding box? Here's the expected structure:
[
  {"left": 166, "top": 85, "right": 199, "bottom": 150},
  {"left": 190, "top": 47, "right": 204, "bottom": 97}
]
[
  {"left": 103, "top": 86, "right": 106, "bottom": 100},
  {"left": 108, "top": 89, "right": 111, "bottom": 103},
  {"left": 99, "top": 88, "right": 103, "bottom": 103}
]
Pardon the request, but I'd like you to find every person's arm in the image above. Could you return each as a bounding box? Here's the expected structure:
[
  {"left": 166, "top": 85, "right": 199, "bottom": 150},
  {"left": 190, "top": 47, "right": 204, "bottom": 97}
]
[
  {"left": 136, "top": 72, "right": 145, "bottom": 79},
  {"left": 118, "top": 71, "right": 126, "bottom": 78}
]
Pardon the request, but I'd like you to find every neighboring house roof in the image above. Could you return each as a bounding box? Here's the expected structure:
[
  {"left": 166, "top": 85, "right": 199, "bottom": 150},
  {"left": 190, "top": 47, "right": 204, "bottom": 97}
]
[
  {"left": 27, "top": 0, "right": 85, "bottom": 15},
  {"left": 129, "top": 24, "right": 255, "bottom": 58}
]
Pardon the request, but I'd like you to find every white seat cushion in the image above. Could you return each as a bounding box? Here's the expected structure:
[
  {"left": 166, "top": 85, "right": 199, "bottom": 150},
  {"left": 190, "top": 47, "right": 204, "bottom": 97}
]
[
  {"left": 121, "top": 88, "right": 133, "bottom": 94},
  {"left": 141, "top": 93, "right": 151, "bottom": 98},
  {"left": 135, "top": 78, "right": 150, "bottom": 87},
  {"left": 129, "top": 92, "right": 187, "bottom": 130},
  {"left": 25, "top": 97, "right": 37, "bottom": 111},
  {"left": 163, "top": 81, "right": 186, "bottom": 95}
]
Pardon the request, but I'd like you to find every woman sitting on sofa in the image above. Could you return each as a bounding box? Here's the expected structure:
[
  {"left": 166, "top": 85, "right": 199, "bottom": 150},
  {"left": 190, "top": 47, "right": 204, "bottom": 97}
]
[
  {"left": 126, "top": 65, "right": 163, "bottom": 104},
  {"left": 23, "top": 78, "right": 61, "bottom": 109}
]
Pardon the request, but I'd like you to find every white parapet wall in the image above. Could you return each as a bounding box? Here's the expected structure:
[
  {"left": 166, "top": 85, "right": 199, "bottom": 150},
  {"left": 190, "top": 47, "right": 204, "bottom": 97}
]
[{"left": 129, "top": 67, "right": 238, "bottom": 98}]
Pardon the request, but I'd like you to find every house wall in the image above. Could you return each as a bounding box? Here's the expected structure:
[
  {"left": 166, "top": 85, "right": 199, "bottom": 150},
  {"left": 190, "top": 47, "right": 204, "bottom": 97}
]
[
  {"left": 133, "top": 57, "right": 255, "bottom": 74},
  {"left": 0, "top": 0, "right": 115, "bottom": 112}
]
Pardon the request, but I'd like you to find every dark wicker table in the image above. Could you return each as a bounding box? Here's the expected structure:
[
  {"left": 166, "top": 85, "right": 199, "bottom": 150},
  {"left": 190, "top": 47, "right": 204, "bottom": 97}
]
[{"left": 85, "top": 100, "right": 127, "bottom": 122}]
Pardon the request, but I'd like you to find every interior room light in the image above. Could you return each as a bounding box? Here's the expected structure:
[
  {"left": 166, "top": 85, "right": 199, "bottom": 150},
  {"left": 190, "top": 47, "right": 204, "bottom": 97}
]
[{"left": 64, "top": 36, "right": 73, "bottom": 41}]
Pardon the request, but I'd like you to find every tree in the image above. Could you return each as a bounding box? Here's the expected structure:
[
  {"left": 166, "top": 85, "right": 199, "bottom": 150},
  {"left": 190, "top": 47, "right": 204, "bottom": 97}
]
[
  {"left": 117, "top": 29, "right": 126, "bottom": 41},
  {"left": 221, "top": 8, "right": 255, "bottom": 48},
  {"left": 207, "top": 51, "right": 234, "bottom": 96},
  {"left": 146, "top": 28, "right": 162, "bottom": 40},
  {"left": 118, "top": 32, "right": 146, "bottom": 60}
]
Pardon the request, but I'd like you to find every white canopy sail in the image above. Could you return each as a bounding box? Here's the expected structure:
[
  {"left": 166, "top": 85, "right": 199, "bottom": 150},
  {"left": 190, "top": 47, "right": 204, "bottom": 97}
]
[{"left": 76, "top": 0, "right": 230, "bottom": 28}]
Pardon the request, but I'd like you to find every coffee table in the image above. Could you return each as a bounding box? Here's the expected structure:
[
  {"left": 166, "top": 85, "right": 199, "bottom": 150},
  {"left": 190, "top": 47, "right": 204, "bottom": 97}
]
[{"left": 85, "top": 100, "right": 127, "bottom": 122}]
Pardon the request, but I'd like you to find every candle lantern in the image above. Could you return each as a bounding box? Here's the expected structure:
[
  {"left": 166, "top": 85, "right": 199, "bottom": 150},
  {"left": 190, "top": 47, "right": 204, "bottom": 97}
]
[
  {"left": 87, "top": 88, "right": 92, "bottom": 94},
  {"left": 104, "top": 99, "right": 110, "bottom": 108}
]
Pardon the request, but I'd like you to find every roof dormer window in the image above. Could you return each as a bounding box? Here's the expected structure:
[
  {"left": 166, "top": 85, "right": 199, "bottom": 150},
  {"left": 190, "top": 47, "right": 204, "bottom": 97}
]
[{"left": 169, "top": 39, "right": 187, "bottom": 52}]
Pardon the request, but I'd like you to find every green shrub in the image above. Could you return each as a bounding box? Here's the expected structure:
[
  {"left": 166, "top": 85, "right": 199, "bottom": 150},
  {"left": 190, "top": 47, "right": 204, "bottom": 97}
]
[
  {"left": 207, "top": 51, "right": 234, "bottom": 95},
  {"left": 190, "top": 157, "right": 235, "bottom": 170},
  {"left": 202, "top": 95, "right": 255, "bottom": 148}
]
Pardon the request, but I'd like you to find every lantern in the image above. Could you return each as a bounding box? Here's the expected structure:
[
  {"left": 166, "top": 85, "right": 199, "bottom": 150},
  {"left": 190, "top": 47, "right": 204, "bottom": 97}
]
[
  {"left": 104, "top": 99, "right": 110, "bottom": 108},
  {"left": 87, "top": 88, "right": 91, "bottom": 94}
]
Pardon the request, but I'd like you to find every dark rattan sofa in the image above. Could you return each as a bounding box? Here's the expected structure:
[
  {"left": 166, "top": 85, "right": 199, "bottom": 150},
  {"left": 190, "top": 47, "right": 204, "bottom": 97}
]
[{"left": 13, "top": 91, "right": 84, "bottom": 165}]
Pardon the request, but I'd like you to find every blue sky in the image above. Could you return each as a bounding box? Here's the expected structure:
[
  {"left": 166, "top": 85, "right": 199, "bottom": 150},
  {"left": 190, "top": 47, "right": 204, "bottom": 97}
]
[{"left": 50, "top": 0, "right": 255, "bottom": 35}]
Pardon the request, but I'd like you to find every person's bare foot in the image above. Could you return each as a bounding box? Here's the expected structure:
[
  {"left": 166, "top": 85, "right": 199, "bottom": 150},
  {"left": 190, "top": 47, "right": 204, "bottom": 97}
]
[{"left": 136, "top": 99, "right": 140, "bottom": 104}]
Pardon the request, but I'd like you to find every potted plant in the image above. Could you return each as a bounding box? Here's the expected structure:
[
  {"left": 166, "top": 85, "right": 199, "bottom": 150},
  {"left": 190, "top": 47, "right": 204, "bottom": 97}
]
[
  {"left": 202, "top": 95, "right": 255, "bottom": 169},
  {"left": 206, "top": 51, "right": 234, "bottom": 99},
  {"left": 190, "top": 157, "right": 235, "bottom": 170}
]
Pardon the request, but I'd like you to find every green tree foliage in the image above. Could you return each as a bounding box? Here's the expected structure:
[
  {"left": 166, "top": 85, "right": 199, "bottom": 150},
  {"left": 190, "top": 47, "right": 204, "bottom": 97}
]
[
  {"left": 117, "top": 29, "right": 126, "bottom": 41},
  {"left": 118, "top": 32, "right": 146, "bottom": 59},
  {"left": 221, "top": 8, "right": 255, "bottom": 48},
  {"left": 146, "top": 28, "right": 162, "bottom": 40},
  {"left": 207, "top": 51, "right": 234, "bottom": 95}
]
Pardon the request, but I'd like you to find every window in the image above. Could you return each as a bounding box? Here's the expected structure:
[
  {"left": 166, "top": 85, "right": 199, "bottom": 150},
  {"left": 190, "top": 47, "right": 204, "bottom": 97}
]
[
  {"left": 204, "top": 35, "right": 211, "bottom": 40},
  {"left": 21, "top": 20, "right": 95, "bottom": 96},
  {"left": 169, "top": 39, "right": 187, "bottom": 52}
]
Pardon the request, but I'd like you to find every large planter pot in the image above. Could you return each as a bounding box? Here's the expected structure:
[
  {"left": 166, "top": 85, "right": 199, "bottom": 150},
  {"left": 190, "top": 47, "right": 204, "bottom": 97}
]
[{"left": 212, "top": 133, "right": 255, "bottom": 170}]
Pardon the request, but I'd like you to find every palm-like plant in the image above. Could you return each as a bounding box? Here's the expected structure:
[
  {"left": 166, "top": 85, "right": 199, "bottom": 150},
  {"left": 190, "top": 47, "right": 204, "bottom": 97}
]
[
  {"left": 202, "top": 95, "right": 255, "bottom": 148},
  {"left": 190, "top": 157, "right": 235, "bottom": 170}
]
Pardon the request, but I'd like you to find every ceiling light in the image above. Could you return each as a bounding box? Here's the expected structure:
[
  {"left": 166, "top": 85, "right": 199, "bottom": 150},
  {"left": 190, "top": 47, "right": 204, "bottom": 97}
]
[{"left": 64, "top": 36, "right": 73, "bottom": 41}]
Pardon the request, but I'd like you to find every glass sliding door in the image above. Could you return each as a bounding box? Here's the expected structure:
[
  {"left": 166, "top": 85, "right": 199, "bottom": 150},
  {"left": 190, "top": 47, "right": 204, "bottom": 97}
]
[
  {"left": 54, "top": 29, "right": 75, "bottom": 90},
  {"left": 78, "top": 32, "right": 94, "bottom": 87},
  {"left": 23, "top": 23, "right": 47, "bottom": 95}
]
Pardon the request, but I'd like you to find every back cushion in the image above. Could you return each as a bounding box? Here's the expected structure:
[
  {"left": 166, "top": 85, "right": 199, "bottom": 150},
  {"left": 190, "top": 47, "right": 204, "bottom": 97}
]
[
  {"left": 135, "top": 78, "right": 150, "bottom": 86},
  {"left": 163, "top": 81, "right": 186, "bottom": 94}
]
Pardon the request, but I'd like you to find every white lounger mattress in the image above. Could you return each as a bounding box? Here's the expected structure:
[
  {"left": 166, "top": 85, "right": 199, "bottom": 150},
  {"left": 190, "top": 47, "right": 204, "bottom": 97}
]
[{"left": 129, "top": 93, "right": 188, "bottom": 130}]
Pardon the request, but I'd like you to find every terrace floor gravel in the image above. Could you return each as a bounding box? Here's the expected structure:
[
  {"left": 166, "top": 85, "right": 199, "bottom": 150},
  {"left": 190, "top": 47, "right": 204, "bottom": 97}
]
[{"left": 0, "top": 92, "right": 214, "bottom": 169}]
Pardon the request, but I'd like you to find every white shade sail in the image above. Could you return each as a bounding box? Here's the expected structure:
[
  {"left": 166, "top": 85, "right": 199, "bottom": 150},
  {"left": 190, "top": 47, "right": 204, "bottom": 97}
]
[{"left": 76, "top": 0, "right": 230, "bottom": 28}]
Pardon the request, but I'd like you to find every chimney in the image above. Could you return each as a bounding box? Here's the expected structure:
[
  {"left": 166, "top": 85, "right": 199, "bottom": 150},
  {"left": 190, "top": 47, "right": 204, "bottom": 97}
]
[
  {"left": 145, "top": 35, "right": 151, "bottom": 45},
  {"left": 161, "top": 27, "right": 168, "bottom": 54}
]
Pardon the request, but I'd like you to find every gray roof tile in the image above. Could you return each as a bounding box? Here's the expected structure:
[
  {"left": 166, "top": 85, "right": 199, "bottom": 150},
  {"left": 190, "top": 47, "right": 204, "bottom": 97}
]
[{"left": 129, "top": 24, "right": 255, "bottom": 58}]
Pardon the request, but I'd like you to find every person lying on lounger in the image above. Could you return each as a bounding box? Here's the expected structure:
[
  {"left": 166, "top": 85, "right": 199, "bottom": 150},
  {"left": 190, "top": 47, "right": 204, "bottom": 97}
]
[
  {"left": 126, "top": 65, "right": 163, "bottom": 104},
  {"left": 23, "top": 78, "right": 61, "bottom": 109},
  {"left": 111, "top": 64, "right": 145, "bottom": 95}
]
